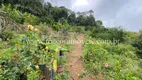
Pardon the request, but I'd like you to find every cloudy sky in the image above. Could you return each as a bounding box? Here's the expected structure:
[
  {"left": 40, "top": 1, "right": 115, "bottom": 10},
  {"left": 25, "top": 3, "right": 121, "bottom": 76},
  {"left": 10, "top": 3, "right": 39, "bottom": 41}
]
[{"left": 45, "top": 0, "right": 142, "bottom": 32}]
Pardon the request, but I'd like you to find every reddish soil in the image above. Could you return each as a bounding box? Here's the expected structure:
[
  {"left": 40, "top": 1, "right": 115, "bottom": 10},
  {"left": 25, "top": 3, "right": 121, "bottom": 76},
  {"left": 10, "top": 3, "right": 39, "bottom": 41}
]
[
  {"left": 67, "top": 34, "right": 87, "bottom": 80},
  {"left": 67, "top": 34, "right": 103, "bottom": 80}
]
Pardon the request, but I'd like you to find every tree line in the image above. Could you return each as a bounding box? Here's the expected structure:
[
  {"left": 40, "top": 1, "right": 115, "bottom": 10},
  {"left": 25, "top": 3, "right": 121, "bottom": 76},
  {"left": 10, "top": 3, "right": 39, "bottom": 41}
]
[
  {"left": 1, "top": 0, "right": 142, "bottom": 56},
  {"left": 0, "top": 0, "right": 103, "bottom": 27}
]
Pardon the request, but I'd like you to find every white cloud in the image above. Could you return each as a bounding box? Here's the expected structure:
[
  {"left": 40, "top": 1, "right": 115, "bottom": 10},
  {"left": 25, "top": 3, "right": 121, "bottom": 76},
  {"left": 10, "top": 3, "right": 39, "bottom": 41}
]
[{"left": 73, "top": 0, "right": 89, "bottom": 6}]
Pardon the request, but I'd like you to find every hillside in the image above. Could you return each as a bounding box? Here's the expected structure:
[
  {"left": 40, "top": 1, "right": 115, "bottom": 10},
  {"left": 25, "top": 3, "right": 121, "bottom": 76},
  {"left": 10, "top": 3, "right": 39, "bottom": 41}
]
[{"left": 0, "top": 0, "right": 142, "bottom": 80}]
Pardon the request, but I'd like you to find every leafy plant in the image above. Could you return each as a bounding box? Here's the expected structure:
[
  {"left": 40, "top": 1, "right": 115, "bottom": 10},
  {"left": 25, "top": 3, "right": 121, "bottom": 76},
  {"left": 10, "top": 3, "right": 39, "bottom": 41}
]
[
  {"left": 83, "top": 37, "right": 142, "bottom": 79},
  {"left": 57, "top": 57, "right": 66, "bottom": 66},
  {"left": 132, "top": 30, "right": 142, "bottom": 57}
]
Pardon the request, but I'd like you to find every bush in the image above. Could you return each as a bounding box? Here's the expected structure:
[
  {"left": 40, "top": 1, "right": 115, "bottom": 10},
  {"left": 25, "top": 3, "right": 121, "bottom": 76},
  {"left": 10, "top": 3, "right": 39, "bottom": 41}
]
[
  {"left": 1, "top": 4, "right": 40, "bottom": 25},
  {"left": 74, "top": 26, "right": 85, "bottom": 33},
  {"left": 1, "top": 4, "right": 24, "bottom": 24},
  {"left": 39, "top": 15, "right": 54, "bottom": 25},
  {"left": 52, "top": 23, "right": 59, "bottom": 31},
  {"left": 91, "top": 27, "right": 127, "bottom": 43},
  {"left": 132, "top": 30, "right": 142, "bottom": 57},
  {"left": 0, "top": 29, "right": 16, "bottom": 41},
  {"left": 24, "top": 12, "right": 40, "bottom": 25},
  {"left": 0, "top": 25, "right": 53, "bottom": 79},
  {"left": 83, "top": 38, "right": 141, "bottom": 79}
]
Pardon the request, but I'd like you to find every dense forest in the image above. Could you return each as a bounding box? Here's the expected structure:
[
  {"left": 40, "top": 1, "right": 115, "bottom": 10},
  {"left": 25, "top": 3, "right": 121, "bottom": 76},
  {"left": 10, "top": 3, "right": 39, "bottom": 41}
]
[
  {"left": 0, "top": 0, "right": 130, "bottom": 42},
  {"left": 0, "top": 0, "right": 97, "bottom": 26},
  {"left": 0, "top": 0, "right": 142, "bottom": 80}
]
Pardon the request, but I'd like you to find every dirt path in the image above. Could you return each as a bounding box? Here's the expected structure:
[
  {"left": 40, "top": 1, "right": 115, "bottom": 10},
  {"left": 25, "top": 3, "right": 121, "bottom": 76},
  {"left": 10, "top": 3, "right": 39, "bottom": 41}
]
[
  {"left": 66, "top": 34, "right": 103, "bottom": 80},
  {"left": 67, "top": 34, "right": 85, "bottom": 80}
]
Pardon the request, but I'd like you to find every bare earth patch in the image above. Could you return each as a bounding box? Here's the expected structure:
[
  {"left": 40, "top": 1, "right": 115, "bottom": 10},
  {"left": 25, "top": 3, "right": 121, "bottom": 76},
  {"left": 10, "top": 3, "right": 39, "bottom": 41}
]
[{"left": 67, "top": 34, "right": 87, "bottom": 80}]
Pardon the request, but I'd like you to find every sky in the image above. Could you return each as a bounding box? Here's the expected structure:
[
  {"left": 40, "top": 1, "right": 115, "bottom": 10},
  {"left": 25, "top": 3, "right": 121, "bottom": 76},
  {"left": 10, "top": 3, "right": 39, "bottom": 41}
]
[{"left": 45, "top": 0, "right": 142, "bottom": 32}]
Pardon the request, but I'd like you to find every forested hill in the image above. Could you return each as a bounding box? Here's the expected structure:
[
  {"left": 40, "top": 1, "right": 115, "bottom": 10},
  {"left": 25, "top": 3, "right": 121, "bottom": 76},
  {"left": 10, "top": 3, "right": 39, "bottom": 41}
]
[
  {"left": 1, "top": 0, "right": 142, "bottom": 80},
  {"left": 0, "top": 0, "right": 142, "bottom": 46},
  {"left": 0, "top": 0, "right": 142, "bottom": 49},
  {"left": 0, "top": 0, "right": 102, "bottom": 27}
]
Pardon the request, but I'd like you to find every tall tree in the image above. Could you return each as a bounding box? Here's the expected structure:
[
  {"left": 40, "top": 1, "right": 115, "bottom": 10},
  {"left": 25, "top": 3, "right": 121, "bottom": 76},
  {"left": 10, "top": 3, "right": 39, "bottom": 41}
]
[
  {"left": 67, "top": 12, "right": 76, "bottom": 25},
  {"left": 96, "top": 20, "right": 103, "bottom": 26},
  {"left": 43, "top": 2, "right": 52, "bottom": 15},
  {"left": 86, "top": 15, "right": 95, "bottom": 26},
  {"left": 76, "top": 15, "right": 86, "bottom": 26},
  {"left": 89, "top": 10, "right": 94, "bottom": 15}
]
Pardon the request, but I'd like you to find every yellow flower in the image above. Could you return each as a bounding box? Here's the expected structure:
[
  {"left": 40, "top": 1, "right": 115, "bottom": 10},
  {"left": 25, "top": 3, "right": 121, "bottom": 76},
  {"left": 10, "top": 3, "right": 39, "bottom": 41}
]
[
  {"left": 35, "top": 65, "right": 39, "bottom": 70},
  {"left": 45, "top": 46, "right": 48, "bottom": 51},
  {"left": 55, "top": 48, "right": 59, "bottom": 53},
  {"left": 34, "top": 28, "right": 39, "bottom": 32},
  {"left": 26, "top": 66, "right": 31, "bottom": 71},
  {"left": 28, "top": 25, "right": 34, "bottom": 30},
  {"left": 53, "top": 60, "right": 57, "bottom": 72}
]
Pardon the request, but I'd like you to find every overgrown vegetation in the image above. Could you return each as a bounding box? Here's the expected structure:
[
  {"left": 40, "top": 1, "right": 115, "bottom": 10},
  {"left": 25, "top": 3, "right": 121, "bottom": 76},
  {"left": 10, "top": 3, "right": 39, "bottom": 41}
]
[
  {"left": 0, "top": 0, "right": 142, "bottom": 80},
  {"left": 82, "top": 37, "right": 142, "bottom": 79}
]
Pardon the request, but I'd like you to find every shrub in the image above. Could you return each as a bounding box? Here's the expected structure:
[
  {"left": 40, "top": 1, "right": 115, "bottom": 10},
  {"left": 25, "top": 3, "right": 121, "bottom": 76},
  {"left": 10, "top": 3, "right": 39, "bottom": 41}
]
[
  {"left": 83, "top": 38, "right": 141, "bottom": 79},
  {"left": 0, "top": 25, "right": 53, "bottom": 79},
  {"left": 24, "top": 12, "right": 40, "bottom": 25},
  {"left": 91, "top": 27, "right": 127, "bottom": 43},
  {"left": 52, "top": 23, "right": 59, "bottom": 31},
  {"left": 1, "top": 4, "right": 24, "bottom": 24},
  {"left": 132, "top": 30, "right": 142, "bottom": 57}
]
